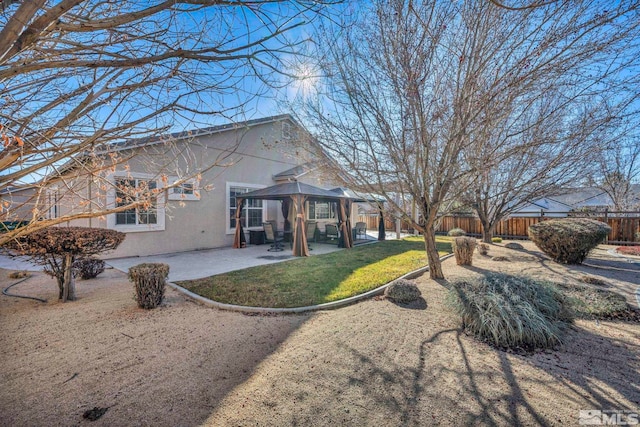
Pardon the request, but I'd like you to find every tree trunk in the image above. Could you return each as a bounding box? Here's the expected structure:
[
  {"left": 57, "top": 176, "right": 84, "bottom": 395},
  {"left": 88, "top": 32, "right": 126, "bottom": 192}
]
[
  {"left": 61, "top": 253, "right": 76, "bottom": 302},
  {"left": 57, "top": 276, "right": 64, "bottom": 300},
  {"left": 481, "top": 221, "right": 496, "bottom": 243},
  {"left": 423, "top": 227, "right": 444, "bottom": 279}
]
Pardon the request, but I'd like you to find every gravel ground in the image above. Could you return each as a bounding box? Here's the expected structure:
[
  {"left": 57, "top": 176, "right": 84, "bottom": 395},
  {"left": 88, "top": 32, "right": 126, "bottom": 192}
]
[{"left": 0, "top": 241, "right": 638, "bottom": 426}]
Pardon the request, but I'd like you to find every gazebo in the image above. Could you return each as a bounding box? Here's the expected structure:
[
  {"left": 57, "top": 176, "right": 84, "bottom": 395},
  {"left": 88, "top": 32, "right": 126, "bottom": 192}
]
[{"left": 232, "top": 182, "right": 359, "bottom": 256}]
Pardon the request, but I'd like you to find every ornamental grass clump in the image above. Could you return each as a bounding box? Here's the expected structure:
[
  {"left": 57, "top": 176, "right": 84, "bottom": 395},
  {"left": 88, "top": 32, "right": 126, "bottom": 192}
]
[
  {"left": 451, "top": 236, "right": 476, "bottom": 265},
  {"left": 447, "top": 228, "right": 466, "bottom": 237},
  {"left": 384, "top": 279, "right": 421, "bottom": 303},
  {"left": 528, "top": 218, "right": 610, "bottom": 264},
  {"left": 129, "top": 263, "right": 169, "bottom": 309},
  {"left": 72, "top": 257, "right": 106, "bottom": 280},
  {"left": 447, "top": 273, "right": 573, "bottom": 351}
]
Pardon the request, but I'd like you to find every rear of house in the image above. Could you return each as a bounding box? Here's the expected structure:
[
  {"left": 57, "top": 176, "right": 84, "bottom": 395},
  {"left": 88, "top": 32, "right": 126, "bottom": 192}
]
[{"left": 4, "top": 115, "right": 361, "bottom": 258}]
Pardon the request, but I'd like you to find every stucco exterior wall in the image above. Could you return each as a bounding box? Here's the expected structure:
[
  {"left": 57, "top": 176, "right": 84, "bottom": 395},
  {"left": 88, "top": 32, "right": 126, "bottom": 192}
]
[
  {"left": 19, "top": 116, "right": 356, "bottom": 258},
  {"left": 95, "top": 118, "right": 319, "bottom": 258}
]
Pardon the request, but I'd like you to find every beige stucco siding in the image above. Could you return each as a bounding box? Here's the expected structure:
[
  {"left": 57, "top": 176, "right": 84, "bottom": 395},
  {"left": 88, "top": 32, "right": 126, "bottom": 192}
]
[
  {"left": 23, "top": 117, "right": 355, "bottom": 258},
  {"left": 100, "top": 119, "right": 308, "bottom": 258}
]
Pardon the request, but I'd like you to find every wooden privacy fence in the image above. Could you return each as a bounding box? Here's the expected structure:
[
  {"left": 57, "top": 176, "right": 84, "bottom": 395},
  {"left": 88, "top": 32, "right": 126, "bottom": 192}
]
[
  {"left": 358, "top": 215, "right": 409, "bottom": 233},
  {"left": 359, "top": 211, "right": 640, "bottom": 245}
]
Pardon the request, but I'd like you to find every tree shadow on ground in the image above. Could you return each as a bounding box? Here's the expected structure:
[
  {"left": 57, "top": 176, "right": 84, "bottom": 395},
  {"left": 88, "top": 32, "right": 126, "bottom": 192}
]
[{"left": 331, "top": 322, "right": 639, "bottom": 426}]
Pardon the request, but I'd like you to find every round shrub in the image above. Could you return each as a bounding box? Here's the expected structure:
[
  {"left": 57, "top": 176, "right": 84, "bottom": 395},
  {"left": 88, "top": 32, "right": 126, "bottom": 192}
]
[
  {"left": 447, "top": 273, "right": 573, "bottom": 351},
  {"left": 504, "top": 242, "right": 524, "bottom": 250},
  {"left": 73, "top": 257, "right": 106, "bottom": 280},
  {"left": 447, "top": 228, "right": 466, "bottom": 237},
  {"left": 528, "top": 219, "right": 610, "bottom": 264},
  {"left": 451, "top": 236, "right": 476, "bottom": 265},
  {"left": 384, "top": 279, "right": 421, "bottom": 303},
  {"left": 129, "top": 263, "right": 169, "bottom": 309},
  {"left": 491, "top": 237, "right": 502, "bottom": 243}
]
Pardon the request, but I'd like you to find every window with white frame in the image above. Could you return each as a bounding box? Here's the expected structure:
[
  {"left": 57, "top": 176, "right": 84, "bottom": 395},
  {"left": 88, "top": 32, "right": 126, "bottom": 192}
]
[
  {"left": 107, "top": 174, "right": 165, "bottom": 232},
  {"left": 307, "top": 201, "right": 336, "bottom": 220},
  {"left": 228, "top": 184, "right": 264, "bottom": 231},
  {"left": 168, "top": 178, "right": 200, "bottom": 201}
]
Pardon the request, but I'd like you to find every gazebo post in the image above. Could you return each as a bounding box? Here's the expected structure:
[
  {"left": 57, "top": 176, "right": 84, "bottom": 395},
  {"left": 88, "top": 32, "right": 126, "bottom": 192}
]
[
  {"left": 338, "top": 199, "right": 352, "bottom": 248},
  {"left": 281, "top": 198, "right": 291, "bottom": 234},
  {"left": 291, "top": 195, "right": 309, "bottom": 256},
  {"left": 233, "top": 197, "right": 246, "bottom": 248}
]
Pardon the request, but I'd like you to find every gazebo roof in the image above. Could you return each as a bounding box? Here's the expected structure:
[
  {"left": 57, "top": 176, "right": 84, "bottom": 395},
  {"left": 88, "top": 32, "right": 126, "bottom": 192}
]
[
  {"left": 240, "top": 182, "right": 349, "bottom": 201},
  {"left": 329, "top": 187, "right": 384, "bottom": 203}
]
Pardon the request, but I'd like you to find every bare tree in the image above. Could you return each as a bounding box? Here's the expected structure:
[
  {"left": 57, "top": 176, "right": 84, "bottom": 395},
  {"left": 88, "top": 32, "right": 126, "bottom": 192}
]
[
  {"left": 591, "top": 126, "right": 640, "bottom": 210},
  {"left": 297, "top": 0, "right": 640, "bottom": 278},
  {"left": 0, "top": 0, "right": 334, "bottom": 245}
]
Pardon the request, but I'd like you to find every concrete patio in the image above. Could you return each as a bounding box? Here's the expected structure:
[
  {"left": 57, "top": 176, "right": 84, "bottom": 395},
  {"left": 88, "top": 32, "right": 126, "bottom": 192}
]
[
  {"left": 0, "top": 232, "right": 395, "bottom": 281},
  {"left": 106, "top": 241, "right": 351, "bottom": 281}
]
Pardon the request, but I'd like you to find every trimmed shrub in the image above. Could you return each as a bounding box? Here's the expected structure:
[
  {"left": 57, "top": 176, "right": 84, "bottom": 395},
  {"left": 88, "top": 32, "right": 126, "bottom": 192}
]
[
  {"left": 505, "top": 242, "right": 524, "bottom": 250},
  {"left": 477, "top": 243, "right": 490, "bottom": 256},
  {"left": 3, "top": 227, "right": 125, "bottom": 301},
  {"left": 384, "top": 279, "right": 421, "bottom": 303},
  {"left": 452, "top": 237, "right": 476, "bottom": 265},
  {"left": 447, "top": 228, "right": 466, "bottom": 237},
  {"left": 447, "top": 273, "right": 573, "bottom": 351},
  {"left": 129, "top": 263, "right": 169, "bottom": 309},
  {"left": 528, "top": 218, "right": 610, "bottom": 264},
  {"left": 491, "top": 237, "right": 502, "bottom": 243},
  {"left": 72, "top": 257, "right": 106, "bottom": 280}
]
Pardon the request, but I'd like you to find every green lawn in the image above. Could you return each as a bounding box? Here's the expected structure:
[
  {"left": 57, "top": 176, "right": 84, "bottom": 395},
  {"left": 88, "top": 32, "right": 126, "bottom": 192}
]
[{"left": 178, "top": 236, "right": 452, "bottom": 308}]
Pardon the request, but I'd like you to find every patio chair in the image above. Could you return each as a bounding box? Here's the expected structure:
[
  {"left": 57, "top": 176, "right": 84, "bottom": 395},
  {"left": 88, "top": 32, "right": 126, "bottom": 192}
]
[
  {"left": 263, "top": 222, "right": 284, "bottom": 252},
  {"left": 306, "top": 221, "right": 317, "bottom": 250},
  {"left": 325, "top": 223, "right": 340, "bottom": 244},
  {"left": 354, "top": 222, "right": 367, "bottom": 240}
]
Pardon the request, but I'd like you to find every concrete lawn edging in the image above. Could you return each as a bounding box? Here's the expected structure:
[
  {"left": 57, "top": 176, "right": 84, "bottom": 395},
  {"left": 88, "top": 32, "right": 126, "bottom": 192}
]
[{"left": 167, "top": 253, "right": 455, "bottom": 314}]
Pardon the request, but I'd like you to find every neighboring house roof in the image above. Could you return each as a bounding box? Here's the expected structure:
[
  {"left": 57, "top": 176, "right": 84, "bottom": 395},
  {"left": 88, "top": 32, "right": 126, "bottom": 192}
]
[
  {"left": 511, "top": 197, "right": 573, "bottom": 217},
  {"left": 551, "top": 185, "right": 640, "bottom": 209},
  {"left": 551, "top": 187, "right": 612, "bottom": 208},
  {"left": 511, "top": 185, "right": 640, "bottom": 215}
]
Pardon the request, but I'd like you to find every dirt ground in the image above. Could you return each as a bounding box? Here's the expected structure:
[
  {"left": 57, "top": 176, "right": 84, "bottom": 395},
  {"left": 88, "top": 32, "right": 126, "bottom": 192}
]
[{"left": 0, "top": 241, "right": 638, "bottom": 426}]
